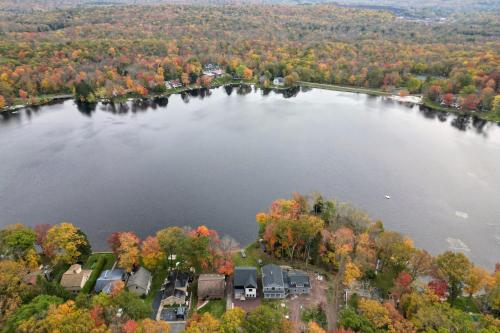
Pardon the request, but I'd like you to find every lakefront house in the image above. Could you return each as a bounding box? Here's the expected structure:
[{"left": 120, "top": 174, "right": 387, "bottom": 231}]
[
  {"left": 233, "top": 267, "right": 257, "bottom": 300},
  {"left": 262, "top": 264, "right": 311, "bottom": 298}
]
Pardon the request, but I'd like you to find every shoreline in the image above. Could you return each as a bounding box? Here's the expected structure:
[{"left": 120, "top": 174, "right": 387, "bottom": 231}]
[
  {"left": 300, "top": 81, "right": 500, "bottom": 123},
  {"left": 2, "top": 81, "right": 499, "bottom": 123}
]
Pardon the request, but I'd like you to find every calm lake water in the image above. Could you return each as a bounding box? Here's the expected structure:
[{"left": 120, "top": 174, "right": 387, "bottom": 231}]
[{"left": 1, "top": 86, "right": 499, "bottom": 268}]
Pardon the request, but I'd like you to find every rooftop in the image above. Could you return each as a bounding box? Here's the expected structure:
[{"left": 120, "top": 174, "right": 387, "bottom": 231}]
[
  {"left": 262, "top": 264, "right": 284, "bottom": 288},
  {"left": 234, "top": 267, "right": 257, "bottom": 288}
]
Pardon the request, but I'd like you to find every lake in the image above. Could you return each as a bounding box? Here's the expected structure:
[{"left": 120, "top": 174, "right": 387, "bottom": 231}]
[{"left": 1, "top": 86, "right": 499, "bottom": 268}]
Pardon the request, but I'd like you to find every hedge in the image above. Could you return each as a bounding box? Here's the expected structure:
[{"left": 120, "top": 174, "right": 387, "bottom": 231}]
[{"left": 81, "top": 256, "right": 107, "bottom": 294}]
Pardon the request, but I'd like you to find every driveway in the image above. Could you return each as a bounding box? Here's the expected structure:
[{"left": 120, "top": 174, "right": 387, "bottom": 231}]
[
  {"left": 151, "top": 291, "right": 162, "bottom": 319},
  {"left": 287, "top": 272, "right": 329, "bottom": 333}
]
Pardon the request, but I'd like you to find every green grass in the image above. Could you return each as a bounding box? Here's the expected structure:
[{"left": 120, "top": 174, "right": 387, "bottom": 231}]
[
  {"left": 197, "top": 300, "right": 226, "bottom": 319},
  {"left": 232, "top": 243, "right": 265, "bottom": 268},
  {"left": 232, "top": 242, "right": 332, "bottom": 279},
  {"left": 299, "top": 81, "right": 389, "bottom": 96},
  {"left": 81, "top": 255, "right": 107, "bottom": 294},
  {"left": 144, "top": 269, "right": 168, "bottom": 306},
  {"left": 83, "top": 252, "right": 116, "bottom": 270}
]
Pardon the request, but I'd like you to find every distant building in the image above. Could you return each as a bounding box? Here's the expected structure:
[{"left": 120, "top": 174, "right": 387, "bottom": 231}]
[
  {"left": 127, "top": 267, "right": 152, "bottom": 296},
  {"left": 166, "top": 80, "right": 182, "bottom": 89},
  {"left": 198, "top": 274, "right": 225, "bottom": 300},
  {"left": 233, "top": 267, "right": 257, "bottom": 300},
  {"left": 262, "top": 264, "right": 286, "bottom": 299},
  {"left": 161, "top": 271, "right": 190, "bottom": 306},
  {"left": 273, "top": 77, "right": 284, "bottom": 86},
  {"left": 94, "top": 268, "right": 126, "bottom": 294},
  {"left": 60, "top": 264, "right": 92, "bottom": 293},
  {"left": 203, "top": 64, "right": 224, "bottom": 78}
]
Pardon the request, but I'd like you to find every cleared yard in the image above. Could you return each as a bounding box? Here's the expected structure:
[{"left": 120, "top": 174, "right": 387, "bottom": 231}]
[
  {"left": 83, "top": 252, "right": 116, "bottom": 270},
  {"left": 145, "top": 269, "right": 168, "bottom": 306},
  {"left": 197, "top": 300, "right": 226, "bottom": 318}
]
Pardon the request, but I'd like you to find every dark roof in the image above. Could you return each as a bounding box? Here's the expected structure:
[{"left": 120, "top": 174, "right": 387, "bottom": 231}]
[
  {"left": 262, "top": 264, "right": 284, "bottom": 288},
  {"left": 285, "top": 270, "right": 310, "bottom": 288},
  {"left": 234, "top": 267, "right": 257, "bottom": 288},
  {"left": 127, "top": 267, "right": 152, "bottom": 290},
  {"left": 162, "top": 271, "right": 189, "bottom": 300}
]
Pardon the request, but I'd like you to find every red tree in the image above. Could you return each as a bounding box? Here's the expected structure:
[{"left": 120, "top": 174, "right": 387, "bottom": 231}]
[
  {"left": 428, "top": 279, "right": 448, "bottom": 299},
  {"left": 442, "top": 93, "right": 454, "bottom": 106},
  {"left": 122, "top": 320, "right": 138, "bottom": 333}
]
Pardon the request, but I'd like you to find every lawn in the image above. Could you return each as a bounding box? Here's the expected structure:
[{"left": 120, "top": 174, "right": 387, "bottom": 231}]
[
  {"left": 232, "top": 243, "right": 264, "bottom": 268},
  {"left": 232, "top": 242, "right": 332, "bottom": 277},
  {"left": 144, "top": 269, "right": 168, "bottom": 306},
  {"left": 83, "top": 252, "right": 116, "bottom": 270},
  {"left": 197, "top": 300, "right": 226, "bottom": 319}
]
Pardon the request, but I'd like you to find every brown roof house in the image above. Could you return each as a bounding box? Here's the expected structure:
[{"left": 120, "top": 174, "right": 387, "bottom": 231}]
[
  {"left": 60, "top": 264, "right": 92, "bottom": 293},
  {"left": 198, "top": 274, "right": 225, "bottom": 300}
]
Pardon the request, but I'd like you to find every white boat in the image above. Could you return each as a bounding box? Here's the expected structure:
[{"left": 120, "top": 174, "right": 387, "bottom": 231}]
[{"left": 385, "top": 195, "right": 391, "bottom": 199}]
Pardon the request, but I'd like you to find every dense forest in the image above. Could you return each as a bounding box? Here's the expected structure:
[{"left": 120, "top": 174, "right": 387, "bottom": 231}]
[{"left": 0, "top": 3, "right": 498, "bottom": 115}]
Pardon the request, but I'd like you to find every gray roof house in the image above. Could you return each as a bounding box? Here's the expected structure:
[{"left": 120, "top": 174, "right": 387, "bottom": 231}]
[
  {"left": 233, "top": 267, "right": 257, "bottom": 300},
  {"left": 262, "top": 264, "right": 286, "bottom": 299},
  {"left": 284, "top": 269, "right": 311, "bottom": 295},
  {"left": 127, "top": 267, "right": 152, "bottom": 296},
  {"left": 94, "top": 268, "right": 126, "bottom": 294}
]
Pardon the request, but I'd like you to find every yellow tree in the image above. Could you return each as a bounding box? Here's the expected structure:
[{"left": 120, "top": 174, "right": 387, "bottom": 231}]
[
  {"left": 220, "top": 307, "right": 245, "bottom": 333},
  {"left": 116, "top": 232, "right": 141, "bottom": 273},
  {"left": 487, "top": 272, "right": 500, "bottom": 312},
  {"left": 185, "top": 313, "right": 220, "bottom": 333},
  {"left": 141, "top": 236, "right": 166, "bottom": 271},
  {"left": 0, "top": 260, "right": 27, "bottom": 323},
  {"left": 18, "top": 300, "right": 95, "bottom": 332},
  {"left": 465, "top": 266, "right": 490, "bottom": 297},
  {"left": 354, "top": 232, "right": 376, "bottom": 272},
  {"left": 358, "top": 298, "right": 391, "bottom": 329},
  {"left": 43, "top": 222, "right": 88, "bottom": 265},
  {"left": 343, "top": 259, "right": 361, "bottom": 286},
  {"left": 308, "top": 321, "right": 326, "bottom": 333},
  {"left": 136, "top": 318, "right": 170, "bottom": 333},
  {"left": 181, "top": 72, "right": 190, "bottom": 86}
]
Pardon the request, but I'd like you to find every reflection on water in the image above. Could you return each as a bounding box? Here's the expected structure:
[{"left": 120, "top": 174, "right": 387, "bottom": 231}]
[
  {"left": 1, "top": 87, "right": 499, "bottom": 268},
  {"left": 4, "top": 86, "right": 497, "bottom": 136}
]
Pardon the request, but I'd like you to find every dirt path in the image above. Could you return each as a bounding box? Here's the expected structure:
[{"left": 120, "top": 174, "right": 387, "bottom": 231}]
[{"left": 327, "top": 274, "right": 340, "bottom": 332}]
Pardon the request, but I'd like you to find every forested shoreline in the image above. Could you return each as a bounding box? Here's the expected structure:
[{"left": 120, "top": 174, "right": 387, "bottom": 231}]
[
  {"left": 1, "top": 193, "right": 499, "bottom": 332},
  {"left": 0, "top": 3, "right": 498, "bottom": 118}
]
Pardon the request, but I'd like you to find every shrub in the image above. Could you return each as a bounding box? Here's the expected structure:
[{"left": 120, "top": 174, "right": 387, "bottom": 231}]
[{"left": 81, "top": 256, "right": 106, "bottom": 294}]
